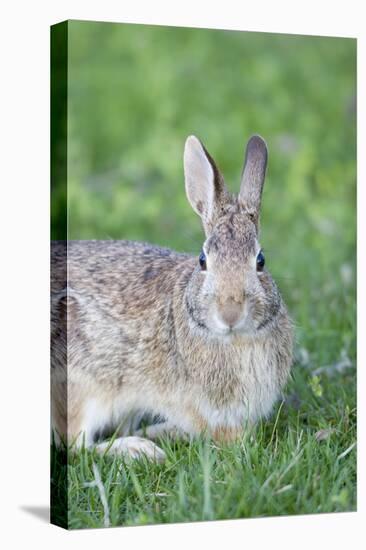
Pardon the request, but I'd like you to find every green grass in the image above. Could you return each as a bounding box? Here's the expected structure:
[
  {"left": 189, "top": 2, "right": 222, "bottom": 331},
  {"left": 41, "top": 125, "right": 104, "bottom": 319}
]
[{"left": 51, "top": 21, "right": 356, "bottom": 528}]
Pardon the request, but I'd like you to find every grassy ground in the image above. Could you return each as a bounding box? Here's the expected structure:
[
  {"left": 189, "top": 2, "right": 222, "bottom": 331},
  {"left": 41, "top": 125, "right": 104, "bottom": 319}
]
[{"left": 51, "top": 22, "right": 356, "bottom": 528}]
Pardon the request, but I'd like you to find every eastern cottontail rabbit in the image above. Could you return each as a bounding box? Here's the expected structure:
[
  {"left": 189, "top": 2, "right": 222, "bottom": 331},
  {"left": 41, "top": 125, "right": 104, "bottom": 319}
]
[{"left": 51, "top": 135, "right": 293, "bottom": 462}]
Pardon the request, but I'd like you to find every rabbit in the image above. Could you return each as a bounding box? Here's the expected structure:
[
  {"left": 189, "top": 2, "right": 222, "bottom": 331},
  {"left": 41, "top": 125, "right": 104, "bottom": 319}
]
[{"left": 51, "top": 134, "right": 293, "bottom": 462}]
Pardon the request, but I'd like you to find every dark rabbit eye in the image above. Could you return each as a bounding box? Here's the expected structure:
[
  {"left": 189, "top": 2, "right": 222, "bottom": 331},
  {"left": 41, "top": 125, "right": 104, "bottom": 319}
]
[
  {"left": 256, "top": 250, "right": 265, "bottom": 272},
  {"left": 199, "top": 250, "right": 207, "bottom": 271}
]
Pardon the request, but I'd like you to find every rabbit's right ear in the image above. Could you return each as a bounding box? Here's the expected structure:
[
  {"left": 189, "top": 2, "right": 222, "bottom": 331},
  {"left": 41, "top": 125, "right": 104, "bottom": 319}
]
[
  {"left": 239, "top": 135, "right": 268, "bottom": 222},
  {"left": 184, "top": 136, "right": 226, "bottom": 233}
]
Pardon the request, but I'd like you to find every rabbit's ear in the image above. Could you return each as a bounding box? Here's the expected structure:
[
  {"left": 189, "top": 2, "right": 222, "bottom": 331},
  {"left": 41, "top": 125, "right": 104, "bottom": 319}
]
[
  {"left": 239, "top": 135, "right": 268, "bottom": 220},
  {"left": 184, "top": 136, "right": 226, "bottom": 231}
]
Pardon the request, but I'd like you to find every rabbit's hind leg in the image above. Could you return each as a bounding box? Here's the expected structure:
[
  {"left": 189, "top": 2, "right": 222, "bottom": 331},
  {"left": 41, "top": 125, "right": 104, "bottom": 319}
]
[
  {"left": 134, "top": 421, "right": 188, "bottom": 442},
  {"left": 95, "top": 436, "right": 166, "bottom": 463}
]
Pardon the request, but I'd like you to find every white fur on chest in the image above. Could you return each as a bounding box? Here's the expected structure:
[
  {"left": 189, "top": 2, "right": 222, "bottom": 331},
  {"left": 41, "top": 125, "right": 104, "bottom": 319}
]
[{"left": 195, "top": 340, "right": 280, "bottom": 429}]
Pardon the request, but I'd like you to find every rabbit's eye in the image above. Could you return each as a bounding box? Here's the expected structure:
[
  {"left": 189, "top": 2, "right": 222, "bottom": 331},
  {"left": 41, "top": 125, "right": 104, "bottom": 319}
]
[
  {"left": 256, "top": 250, "right": 265, "bottom": 272},
  {"left": 199, "top": 251, "right": 207, "bottom": 271}
]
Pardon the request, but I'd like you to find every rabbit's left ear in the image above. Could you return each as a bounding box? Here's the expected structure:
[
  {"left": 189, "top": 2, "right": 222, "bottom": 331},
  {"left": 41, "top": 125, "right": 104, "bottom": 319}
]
[
  {"left": 184, "top": 135, "right": 227, "bottom": 234},
  {"left": 239, "top": 135, "right": 268, "bottom": 220}
]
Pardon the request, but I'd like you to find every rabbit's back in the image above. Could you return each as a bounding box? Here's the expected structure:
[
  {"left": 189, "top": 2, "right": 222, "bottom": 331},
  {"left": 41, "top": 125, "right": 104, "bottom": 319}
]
[
  {"left": 51, "top": 240, "right": 195, "bottom": 390},
  {"left": 52, "top": 240, "right": 193, "bottom": 312},
  {"left": 69, "top": 240, "right": 191, "bottom": 297}
]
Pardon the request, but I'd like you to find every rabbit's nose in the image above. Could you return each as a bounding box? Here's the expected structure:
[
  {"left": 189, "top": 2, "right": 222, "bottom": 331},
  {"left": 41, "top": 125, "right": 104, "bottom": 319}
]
[{"left": 219, "top": 301, "right": 243, "bottom": 328}]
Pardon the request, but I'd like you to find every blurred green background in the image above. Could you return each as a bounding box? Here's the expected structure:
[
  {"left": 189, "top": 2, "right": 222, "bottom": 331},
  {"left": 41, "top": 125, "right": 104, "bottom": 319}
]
[{"left": 61, "top": 19, "right": 356, "bottom": 364}]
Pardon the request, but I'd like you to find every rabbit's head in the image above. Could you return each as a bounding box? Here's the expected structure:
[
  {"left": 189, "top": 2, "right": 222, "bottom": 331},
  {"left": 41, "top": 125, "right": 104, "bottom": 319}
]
[{"left": 184, "top": 135, "right": 281, "bottom": 338}]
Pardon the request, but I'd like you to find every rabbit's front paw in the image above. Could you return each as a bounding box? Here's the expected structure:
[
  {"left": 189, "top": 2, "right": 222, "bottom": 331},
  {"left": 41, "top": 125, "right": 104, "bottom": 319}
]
[{"left": 96, "top": 436, "right": 166, "bottom": 463}]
